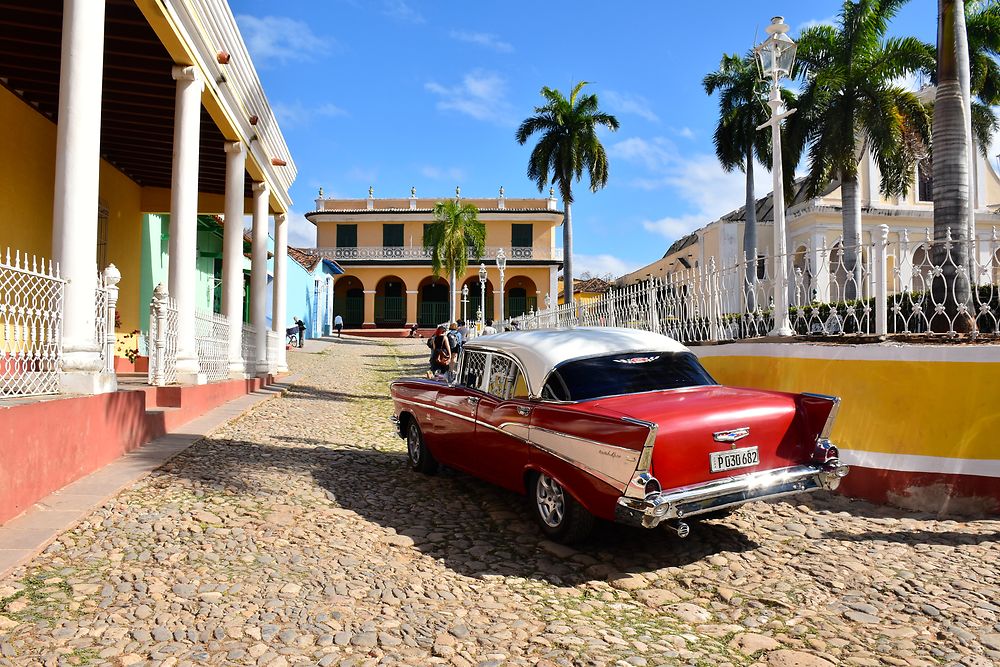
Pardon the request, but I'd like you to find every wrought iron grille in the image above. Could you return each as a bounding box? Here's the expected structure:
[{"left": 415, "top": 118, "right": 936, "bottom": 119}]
[
  {"left": 0, "top": 250, "right": 65, "bottom": 398},
  {"left": 94, "top": 276, "right": 109, "bottom": 371},
  {"left": 517, "top": 227, "right": 1000, "bottom": 342},
  {"left": 241, "top": 323, "right": 258, "bottom": 376},
  {"left": 195, "top": 310, "right": 231, "bottom": 382}
]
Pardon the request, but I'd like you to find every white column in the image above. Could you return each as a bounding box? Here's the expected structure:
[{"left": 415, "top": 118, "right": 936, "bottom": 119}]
[
  {"left": 272, "top": 212, "right": 288, "bottom": 372},
  {"left": 251, "top": 182, "right": 269, "bottom": 374},
  {"left": 168, "top": 65, "right": 205, "bottom": 384},
  {"left": 548, "top": 266, "right": 558, "bottom": 308},
  {"left": 53, "top": 0, "right": 114, "bottom": 394},
  {"left": 223, "top": 141, "right": 246, "bottom": 376}
]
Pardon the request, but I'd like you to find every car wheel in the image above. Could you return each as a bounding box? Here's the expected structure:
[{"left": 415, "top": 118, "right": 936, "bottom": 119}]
[
  {"left": 406, "top": 419, "right": 438, "bottom": 474},
  {"left": 531, "top": 472, "right": 594, "bottom": 544}
]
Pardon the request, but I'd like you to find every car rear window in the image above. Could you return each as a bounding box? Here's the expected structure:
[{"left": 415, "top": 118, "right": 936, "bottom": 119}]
[{"left": 541, "top": 351, "right": 716, "bottom": 402}]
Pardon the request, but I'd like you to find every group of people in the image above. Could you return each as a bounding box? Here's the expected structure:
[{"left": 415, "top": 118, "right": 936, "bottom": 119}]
[{"left": 426, "top": 318, "right": 498, "bottom": 377}]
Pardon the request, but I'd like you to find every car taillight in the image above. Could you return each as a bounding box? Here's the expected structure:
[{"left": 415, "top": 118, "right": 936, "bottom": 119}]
[
  {"left": 813, "top": 438, "right": 839, "bottom": 463},
  {"left": 644, "top": 476, "right": 661, "bottom": 497}
]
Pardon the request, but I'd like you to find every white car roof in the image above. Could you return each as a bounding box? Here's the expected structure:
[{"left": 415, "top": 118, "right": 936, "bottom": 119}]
[{"left": 465, "top": 327, "right": 690, "bottom": 396}]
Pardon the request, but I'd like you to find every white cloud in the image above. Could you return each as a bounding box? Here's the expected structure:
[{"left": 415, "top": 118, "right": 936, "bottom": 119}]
[
  {"left": 285, "top": 210, "right": 316, "bottom": 248},
  {"left": 420, "top": 165, "right": 467, "bottom": 181},
  {"left": 272, "top": 101, "right": 347, "bottom": 129},
  {"left": 236, "top": 15, "right": 330, "bottom": 67},
  {"left": 382, "top": 0, "right": 424, "bottom": 23},
  {"left": 674, "top": 126, "right": 695, "bottom": 140},
  {"left": 797, "top": 16, "right": 836, "bottom": 32},
  {"left": 573, "top": 253, "right": 639, "bottom": 279},
  {"left": 425, "top": 70, "right": 513, "bottom": 125},
  {"left": 603, "top": 91, "right": 659, "bottom": 123},
  {"left": 346, "top": 166, "right": 378, "bottom": 183},
  {"left": 449, "top": 30, "right": 513, "bottom": 53},
  {"left": 611, "top": 135, "right": 772, "bottom": 242}
]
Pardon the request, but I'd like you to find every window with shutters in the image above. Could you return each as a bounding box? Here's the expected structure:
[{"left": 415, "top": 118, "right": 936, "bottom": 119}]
[
  {"left": 383, "top": 224, "right": 404, "bottom": 247},
  {"left": 336, "top": 224, "right": 357, "bottom": 248},
  {"left": 511, "top": 224, "right": 533, "bottom": 248}
]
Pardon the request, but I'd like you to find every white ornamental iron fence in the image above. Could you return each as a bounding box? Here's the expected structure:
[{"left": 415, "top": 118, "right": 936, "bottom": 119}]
[
  {"left": 0, "top": 249, "right": 66, "bottom": 398},
  {"left": 241, "top": 323, "right": 258, "bottom": 376},
  {"left": 95, "top": 264, "right": 121, "bottom": 374},
  {"left": 195, "top": 309, "right": 231, "bottom": 383},
  {"left": 265, "top": 330, "right": 281, "bottom": 374},
  {"left": 147, "top": 283, "right": 178, "bottom": 386},
  {"left": 516, "top": 225, "right": 1000, "bottom": 342}
]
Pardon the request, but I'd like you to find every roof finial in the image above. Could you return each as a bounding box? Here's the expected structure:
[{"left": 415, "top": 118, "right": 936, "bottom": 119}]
[
  {"left": 549, "top": 186, "right": 555, "bottom": 197},
  {"left": 368, "top": 185, "right": 373, "bottom": 198},
  {"left": 499, "top": 185, "right": 505, "bottom": 197},
  {"left": 318, "top": 186, "right": 324, "bottom": 198},
  {"left": 410, "top": 186, "right": 416, "bottom": 197},
  {"left": 455, "top": 185, "right": 461, "bottom": 199}
]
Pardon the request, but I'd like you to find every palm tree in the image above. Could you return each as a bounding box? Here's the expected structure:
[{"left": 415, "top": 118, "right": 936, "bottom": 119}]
[
  {"left": 932, "top": 0, "right": 975, "bottom": 332},
  {"left": 967, "top": 0, "right": 1000, "bottom": 149},
  {"left": 515, "top": 82, "right": 620, "bottom": 308},
  {"left": 703, "top": 52, "right": 794, "bottom": 308},
  {"left": 423, "top": 198, "right": 486, "bottom": 323},
  {"left": 786, "top": 0, "right": 933, "bottom": 299}
]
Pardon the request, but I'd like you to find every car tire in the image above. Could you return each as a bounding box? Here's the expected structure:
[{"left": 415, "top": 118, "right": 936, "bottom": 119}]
[
  {"left": 531, "top": 472, "right": 594, "bottom": 544},
  {"left": 406, "top": 419, "right": 438, "bottom": 474}
]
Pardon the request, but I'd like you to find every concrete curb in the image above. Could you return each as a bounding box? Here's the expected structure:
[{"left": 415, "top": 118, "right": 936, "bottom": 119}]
[{"left": 0, "top": 375, "right": 300, "bottom": 581}]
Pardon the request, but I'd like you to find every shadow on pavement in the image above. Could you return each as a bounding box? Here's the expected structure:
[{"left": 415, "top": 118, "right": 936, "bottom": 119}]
[{"left": 821, "top": 528, "right": 1000, "bottom": 545}]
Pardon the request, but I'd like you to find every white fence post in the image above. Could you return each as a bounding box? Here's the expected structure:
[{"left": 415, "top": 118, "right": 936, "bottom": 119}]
[
  {"left": 646, "top": 275, "right": 659, "bottom": 334},
  {"left": 103, "top": 264, "right": 120, "bottom": 374},
  {"left": 708, "top": 257, "right": 720, "bottom": 342},
  {"left": 874, "top": 224, "right": 889, "bottom": 336},
  {"left": 150, "top": 283, "right": 168, "bottom": 386}
]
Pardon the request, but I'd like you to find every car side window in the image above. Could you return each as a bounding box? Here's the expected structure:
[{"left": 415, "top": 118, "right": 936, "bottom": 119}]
[
  {"left": 486, "top": 354, "right": 525, "bottom": 400},
  {"left": 461, "top": 350, "right": 488, "bottom": 390},
  {"left": 541, "top": 371, "right": 571, "bottom": 402}
]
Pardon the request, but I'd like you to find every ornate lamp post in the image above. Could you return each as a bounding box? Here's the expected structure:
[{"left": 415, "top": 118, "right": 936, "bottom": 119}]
[
  {"left": 478, "top": 263, "right": 487, "bottom": 329},
  {"left": 461, "top": 284, "right": 469, "bottom": 322},
  {"left": 496, "top": 248, "right": 507, "bottom": 325},
  {"left": 754, "top": 15, "right": 797, "bottom": 336}
]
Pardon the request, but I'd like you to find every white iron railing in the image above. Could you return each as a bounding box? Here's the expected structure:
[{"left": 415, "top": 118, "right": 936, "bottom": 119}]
[
  {"left": 94, "top": 264, "right": 121, "bottom": 374},
  {"left": 315, "top": 245, "right": 563, "bottom": 262},
  {"left": 241, "top": 323, "right": 258, "bottom": 376},
  {"left": 195, "top": 310, "right": 231, "bottom": 383},
  {"left": 517, "top": 226, "right": 1000, "bottom": 342},
  {"left": 0, "top": 249, "right": 66, "bottom": 398},
  {"left": 147, "top": 283, "right": 178, "bottom": 386},
  {"left": 265, "top": 330, "right": 281, "bottom": 374}
]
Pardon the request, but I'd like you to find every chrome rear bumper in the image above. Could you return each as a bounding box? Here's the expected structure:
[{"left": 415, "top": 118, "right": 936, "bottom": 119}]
[{"left": 616, "top": 461, "right": 849, "bottom": 528}]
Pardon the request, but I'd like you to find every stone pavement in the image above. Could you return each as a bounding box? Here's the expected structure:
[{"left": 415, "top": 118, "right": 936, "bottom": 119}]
[{"left": 0, "top": 335, "right": 998, "bottom": 667}]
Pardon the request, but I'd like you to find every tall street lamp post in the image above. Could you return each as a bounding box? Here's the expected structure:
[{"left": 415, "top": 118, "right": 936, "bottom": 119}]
[
  {"left": 496, "top": 248, "right": 507, "bottom": 325},
  {"left": 754, "top": 15, "right": 797, "bottom": 336},
  {"left": 478, "top": 263, "right": 487, "bottom": 329},
  {"left": 461, "top": 284, "right": 469, "bottom": 322}
]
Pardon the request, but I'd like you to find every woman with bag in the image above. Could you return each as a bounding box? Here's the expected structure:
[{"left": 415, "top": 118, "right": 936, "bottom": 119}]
[{"left": 426, "top": 325, "right": 451, "bottom": 377}]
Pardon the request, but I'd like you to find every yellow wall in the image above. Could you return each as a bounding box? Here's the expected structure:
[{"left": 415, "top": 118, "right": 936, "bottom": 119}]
[
  {"left": 100, "top": 162, "right": 143, "bottom": 332},
  {"left": 316, "top": 216, "right": 555, "bottom": 251},
  {"left": 0, "top": 86, "right": 56, "bottom": 258},
  {"left": 697, "top": 347, "right": 1000, "bottom": 462}
]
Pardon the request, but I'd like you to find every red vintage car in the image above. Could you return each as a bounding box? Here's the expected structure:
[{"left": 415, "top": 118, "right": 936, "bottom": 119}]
[{"left": 390, "top": 327, "right": 848, "bottom": 543}]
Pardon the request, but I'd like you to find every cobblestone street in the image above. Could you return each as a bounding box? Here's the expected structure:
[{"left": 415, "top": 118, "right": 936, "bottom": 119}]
[{"left": 0, "top": 337, "right": 998, "bottom": 667}]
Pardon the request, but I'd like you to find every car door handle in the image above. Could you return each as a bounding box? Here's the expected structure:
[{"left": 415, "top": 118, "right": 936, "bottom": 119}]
[
  {"left": 466, "top": 397, "right": 480, "bottom": 405},
  {"left": 516, "top": 406, "right": 532, "bottom": 417}
]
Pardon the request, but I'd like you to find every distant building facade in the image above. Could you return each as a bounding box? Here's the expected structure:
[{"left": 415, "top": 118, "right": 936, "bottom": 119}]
[{"left": 306, "top": 189, "right": 563, "bottom": 327}]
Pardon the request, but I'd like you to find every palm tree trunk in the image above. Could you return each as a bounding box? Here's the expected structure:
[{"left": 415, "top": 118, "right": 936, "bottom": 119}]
[
  {"left": 956, "top": 0, "right": 976, "bottom": 282},
  {"left": 744, "top": 152, "right": 757, "bottom": 312},
  {"left": 934, "top": 0, "right": 974, "bottom": 333},
  {"left": 841, "top": 175, "right": 863, "bottom": 301},
  {"left": 562, "top": 200, "right": 574, "bottom": 309},
  {"left": 450, "top": 266, "right": 457, "bottom": 323}
]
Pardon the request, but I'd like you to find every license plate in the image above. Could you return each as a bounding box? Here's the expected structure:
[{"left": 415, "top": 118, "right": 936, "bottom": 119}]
[{"left": 710, "top": 446, "right": 759, "bottom": 473}]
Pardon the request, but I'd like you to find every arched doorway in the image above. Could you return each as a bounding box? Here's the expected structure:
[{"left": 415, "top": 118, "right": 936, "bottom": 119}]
[
  {"left": 417, "top": 276, "right": 450, "bottom": 326},
  {"left": 462, "top": 276, "right": 495, "bottom": 322},
  {"left": 333, "top": 276, "right": 365, "bottom": 327},
  {"left": 375, "top": 275, "right": 407, "bottom": 327},
  {"left": 504, "top": 275, "right": 537, "bottom": 318}
]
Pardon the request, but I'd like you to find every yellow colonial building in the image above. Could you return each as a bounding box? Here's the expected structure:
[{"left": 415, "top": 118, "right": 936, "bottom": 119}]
[{"left": 306, "top": 189, "right": 563, "bottom": 328}]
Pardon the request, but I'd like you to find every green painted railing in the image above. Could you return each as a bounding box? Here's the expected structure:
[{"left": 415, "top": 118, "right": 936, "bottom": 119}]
[
  {"left": 419, "top": 302, "right": 450, "bottom": 326},
  {"left": 375, "top": 296, "right": 406, "bottom": 324},
  {"left": 334, "top": 296, "right": 364, "bottom": 326},
  {"left": 506, "top": 296, "right": 537, "bottom": 318}
]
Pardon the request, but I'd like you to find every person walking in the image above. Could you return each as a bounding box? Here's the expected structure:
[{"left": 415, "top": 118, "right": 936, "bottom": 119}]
[
  {"left": 333, "top": 314, "right": 344, "bottom": 338},
  {"left": 426, "top": 325, "right": 451, "bottom": 377},
  {"left": 294, "top": 316, "right": 306, "bottom": 348}
]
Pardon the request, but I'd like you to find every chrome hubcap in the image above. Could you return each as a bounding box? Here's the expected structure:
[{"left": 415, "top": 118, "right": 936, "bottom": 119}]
[
  {"left": 407, "top": 425, "right": 420, "bottom": 463},
  {"left": 536, "top": 474, "right": 565, "bottom": 528}
]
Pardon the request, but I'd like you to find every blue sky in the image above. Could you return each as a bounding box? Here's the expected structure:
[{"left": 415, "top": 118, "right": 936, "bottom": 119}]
[{"left": 232, "top": 0, "right": 939, "bottom": 277}]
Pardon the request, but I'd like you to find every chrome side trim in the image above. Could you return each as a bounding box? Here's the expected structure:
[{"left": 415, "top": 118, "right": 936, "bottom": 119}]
[
  {"left": 528, "top": 426, "right": 640, "bottom": 491},
  {"left": 529, "top": 439, "right": 629, "bottom": 492},
  {"left": 393, "top": 397, "right": 478, "bottom": 425},
  {"left": 802, "top": 392, "right": 841, "bottom": 439}
]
